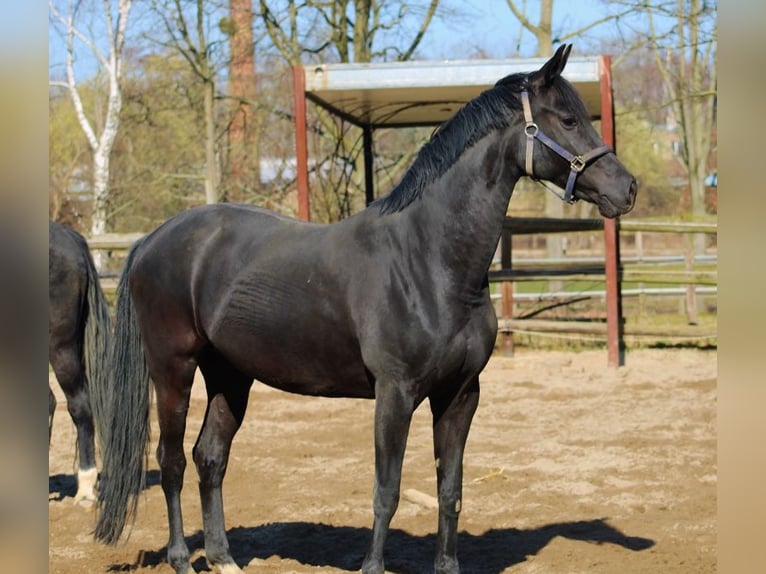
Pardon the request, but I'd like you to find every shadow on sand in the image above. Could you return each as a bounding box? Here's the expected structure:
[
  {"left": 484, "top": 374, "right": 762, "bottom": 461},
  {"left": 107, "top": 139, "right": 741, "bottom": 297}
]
[{"left": 108, "top": 517, "right": 654, "bottom": 573}]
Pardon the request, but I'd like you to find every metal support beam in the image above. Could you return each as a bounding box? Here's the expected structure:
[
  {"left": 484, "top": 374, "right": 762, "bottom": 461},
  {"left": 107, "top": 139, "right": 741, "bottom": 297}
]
[
  {"left": 293, "top": 65, "right": 310, "bottom": 221},
  {"left": 600, "top": 55, "right": 624, "bottom": 367},
  {"left": 363, "top": 125, "right": 375, "bottom": 205}
]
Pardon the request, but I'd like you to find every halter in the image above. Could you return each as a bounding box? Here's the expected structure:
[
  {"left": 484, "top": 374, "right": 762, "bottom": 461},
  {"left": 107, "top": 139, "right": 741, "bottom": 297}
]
[{"left": 520, "top": 89, "right": 613, "bottom": 203}]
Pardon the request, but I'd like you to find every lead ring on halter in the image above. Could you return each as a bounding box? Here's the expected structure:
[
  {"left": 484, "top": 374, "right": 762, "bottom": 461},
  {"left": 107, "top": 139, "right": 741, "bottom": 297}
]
[{"left": 520, "top": 89, "right": 613, "bottom": 204}]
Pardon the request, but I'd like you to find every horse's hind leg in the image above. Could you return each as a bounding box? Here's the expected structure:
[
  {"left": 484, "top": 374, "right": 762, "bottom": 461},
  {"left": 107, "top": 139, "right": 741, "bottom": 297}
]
[
  {"left": 194, "top": 352, "right": 253, "bottom": 574},
  {"left": 50, "top": 343, "right": 97, "bottom": 504},
  {"left": 429, "top": 376, "right": 480, "bottom": 574},
  {"left": 152, "top": 357, "right": 197, "bottom": 574}
]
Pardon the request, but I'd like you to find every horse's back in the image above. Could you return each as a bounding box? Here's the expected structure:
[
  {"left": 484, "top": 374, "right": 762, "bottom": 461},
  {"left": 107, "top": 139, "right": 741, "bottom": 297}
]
[
  {"left": 131, "top": 204, "right": 321, "bottom": 291},
  {"left": 49, "top": 222, "right": 91, "bottom": 340},
  {"left": 49, "top": 221, "right": 90, "bottom": 283}
]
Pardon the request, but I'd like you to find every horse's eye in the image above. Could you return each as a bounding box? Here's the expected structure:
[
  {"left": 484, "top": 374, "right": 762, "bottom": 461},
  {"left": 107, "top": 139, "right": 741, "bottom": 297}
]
[{"left": 561, "top": 116, "right": 578, "bottom": 129}]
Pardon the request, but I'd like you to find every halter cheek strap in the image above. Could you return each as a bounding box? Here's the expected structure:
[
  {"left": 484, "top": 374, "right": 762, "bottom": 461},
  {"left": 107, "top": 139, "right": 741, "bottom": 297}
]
[{"left": 520, "top": 90, "right": 613, "bottom": 203}]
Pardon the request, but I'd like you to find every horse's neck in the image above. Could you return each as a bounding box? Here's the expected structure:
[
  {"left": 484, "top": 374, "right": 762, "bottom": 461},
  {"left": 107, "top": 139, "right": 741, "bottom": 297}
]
[{"left": 405, "top": 132, "right": 522, "bottom": 288}]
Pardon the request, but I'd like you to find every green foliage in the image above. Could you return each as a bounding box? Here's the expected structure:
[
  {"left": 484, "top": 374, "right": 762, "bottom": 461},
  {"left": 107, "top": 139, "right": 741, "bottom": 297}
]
[
  {"left": 614, "top": 111, "right": 679, "bottom": 217},
  {"left": 219, "top": 17, "right": 236, "bottom": 37},
  {"left": 49, "top": 90, "right": 92, "bottom": 229},
  {"left": 108, "top": 52, "right": 208, "bottom": 232},
  {"left": 48, "top": 52, "right": 213, "bottom": 233}
]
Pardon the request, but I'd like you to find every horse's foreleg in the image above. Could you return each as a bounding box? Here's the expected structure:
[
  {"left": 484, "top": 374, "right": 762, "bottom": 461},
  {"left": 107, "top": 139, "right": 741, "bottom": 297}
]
[
  {"left": 429, "top": 376, "right": 480, "bottom": 574},
  {"left": 194, "top": 358, "right": 252, "bottom": 574},
  {"left": 362, "top": 382, "right": 417, "bottom": 574},
  {"left": 154, "top": 368, "right": 194, "bottom": 574}
]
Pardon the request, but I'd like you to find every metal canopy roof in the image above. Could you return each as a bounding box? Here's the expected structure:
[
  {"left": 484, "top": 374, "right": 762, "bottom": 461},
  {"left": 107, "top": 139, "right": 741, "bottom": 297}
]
[{"left": 302, "top": 56, "right": 607, "bottom": 128}]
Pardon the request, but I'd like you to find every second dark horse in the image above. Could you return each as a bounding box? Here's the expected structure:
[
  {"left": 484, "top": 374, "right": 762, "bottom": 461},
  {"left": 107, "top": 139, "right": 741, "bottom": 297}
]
[{"left": 49, "top": 221, "right": 110, "bottom": 504}]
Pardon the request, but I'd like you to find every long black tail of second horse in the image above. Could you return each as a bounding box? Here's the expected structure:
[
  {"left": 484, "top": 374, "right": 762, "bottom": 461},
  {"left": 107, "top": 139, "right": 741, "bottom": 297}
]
[{"left": 94, "top": 241, "right": 151, "bottom": 544}]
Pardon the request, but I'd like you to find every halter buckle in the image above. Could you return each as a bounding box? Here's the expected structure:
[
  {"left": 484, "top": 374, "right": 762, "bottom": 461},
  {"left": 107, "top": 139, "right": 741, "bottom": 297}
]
[
  {"left": 524, "top": 122, "right": 538, "bottom": 137},
  {"left": 570, "top": 156, "right": 586, "bottom": 172}
]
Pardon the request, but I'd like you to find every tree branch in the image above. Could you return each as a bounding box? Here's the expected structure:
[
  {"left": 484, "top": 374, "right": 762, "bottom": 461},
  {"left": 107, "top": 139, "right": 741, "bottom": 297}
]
[
  {"left": 50, "top": 0, "right": 110, "bottom": 70},
  {"left": 557, "top": 8, "right": 636, "bottom": 43},
  {"left": 505, "top": 0, "right": 540, "bottom": 35},
  {"left": 398, "top": 0, "right": 439, "bottom": 61}
]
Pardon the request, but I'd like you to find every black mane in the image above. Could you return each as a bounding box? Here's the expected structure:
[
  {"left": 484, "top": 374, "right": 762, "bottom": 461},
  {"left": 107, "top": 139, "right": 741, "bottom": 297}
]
[{"left": 373, "top": 72, "right": 528, "bottom": 215}]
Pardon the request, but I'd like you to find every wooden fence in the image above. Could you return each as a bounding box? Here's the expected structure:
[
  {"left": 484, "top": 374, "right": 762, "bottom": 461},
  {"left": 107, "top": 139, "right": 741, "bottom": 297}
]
[
  {"left": 88, "top": 218, "right": 718, "bottom": 359},
  {"left": 488, "top": 217, "right": 717, "bottom": 355}
]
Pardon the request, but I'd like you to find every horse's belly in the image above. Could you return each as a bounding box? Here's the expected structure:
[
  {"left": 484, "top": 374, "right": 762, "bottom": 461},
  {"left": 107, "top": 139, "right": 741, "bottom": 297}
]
[
  {"left": 250, "top": 349, "right": 374, "bottom": 399},
  {"left": 211, "top": 314, "right": 373, "bottom": 398},
  {"left": 257, "top": 370, "right": 375, "bottom": 399}
]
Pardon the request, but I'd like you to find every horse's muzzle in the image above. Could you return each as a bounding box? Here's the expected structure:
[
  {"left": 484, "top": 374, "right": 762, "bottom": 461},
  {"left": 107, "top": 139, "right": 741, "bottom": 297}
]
[{"left": 598, "top": 176, "right": 637, "bottom": 219}]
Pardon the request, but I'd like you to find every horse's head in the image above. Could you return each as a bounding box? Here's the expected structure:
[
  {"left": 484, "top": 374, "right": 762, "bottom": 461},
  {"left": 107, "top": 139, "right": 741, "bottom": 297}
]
[{"left": 508, "top": 44, "right": 637, "bottom": 218}]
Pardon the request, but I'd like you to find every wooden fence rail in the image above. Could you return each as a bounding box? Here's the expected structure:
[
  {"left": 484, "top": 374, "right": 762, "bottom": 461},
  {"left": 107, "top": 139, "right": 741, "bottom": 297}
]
[
  {"left": 87, "top": 217, "right": 718, "bottom": 353},
  {"left": 489, "top": 216, "right": 718, "bottom": 354},
  {"left": 87, "top": 232, "right": 144, "bottom": 251}
]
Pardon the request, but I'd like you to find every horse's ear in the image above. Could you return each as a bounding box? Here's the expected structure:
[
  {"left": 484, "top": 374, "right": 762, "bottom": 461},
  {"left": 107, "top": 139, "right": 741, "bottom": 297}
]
[{"left": 529, "top": 44, "right": 572, "bottom": 89}]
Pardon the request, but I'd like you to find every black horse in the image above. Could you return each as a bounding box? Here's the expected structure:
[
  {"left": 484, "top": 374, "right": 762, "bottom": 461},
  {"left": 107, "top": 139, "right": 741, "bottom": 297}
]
[
  {"left": 49, "top": 221, "right": 111, "bottom": 504},
  {"left": 95, "top": 45, "right": 636, "bottom": 574}
]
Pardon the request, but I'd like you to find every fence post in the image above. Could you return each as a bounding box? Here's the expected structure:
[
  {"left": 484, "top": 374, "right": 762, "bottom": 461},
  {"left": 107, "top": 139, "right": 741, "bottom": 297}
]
[
  {"left": 499, "top": 227, "right": 514, "bottom": 355},
  {"left": 636, "top": 231, "right": 646, "bottom": 317},
  {"left": 600, "top": 54, "right": 624, "bottom": 367},
  {"left": 685, "top": 234, "right": 699, "bottom": 325}
]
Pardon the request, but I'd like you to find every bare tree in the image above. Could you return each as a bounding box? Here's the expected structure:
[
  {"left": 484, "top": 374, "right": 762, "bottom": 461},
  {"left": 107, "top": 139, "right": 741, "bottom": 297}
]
[
  {"left": 637, "top": 0, "right": 716, "bottom": 325},
  {"left": 149, "top": 0, "right": 224, "bottom": 204},
  {"left": 259, "top": 0, "right": 439, "bottom": 65},
  {"left": 645, "top": 1, "right": 716, "bottom": 239},
  {"left": 49, "top": 0, "right": 133, "bottom": 262},
  {"left": 596, "top": 1, "right": 716, "bottom": 237},
  {"left": 507, "top": 0, "right": 716, "bottom": 325},
  {"left": 502, "top": 0, "right": 648, "bottom": 302},
  {"left": 258, "top": 0, "right": 441, "bottom": 220},
  {"left": 505, "top": 0, "right": 635, "bottom": 57}
]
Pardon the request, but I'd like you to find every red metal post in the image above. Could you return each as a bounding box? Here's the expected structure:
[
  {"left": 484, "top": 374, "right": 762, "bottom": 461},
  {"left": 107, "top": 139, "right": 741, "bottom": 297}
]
[
  {"left": 600, "top": 55, "right": 624, "bottom": 367},
  {"left": 292, "top": 65, "right": 310, "bottom": 221}
]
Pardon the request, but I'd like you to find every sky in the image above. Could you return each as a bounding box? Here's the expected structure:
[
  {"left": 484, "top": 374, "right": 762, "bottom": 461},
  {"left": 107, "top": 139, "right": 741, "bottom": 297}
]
[
  {"left": 421, "top": 0, "right": 635, "bottom": 60},
  {"left": 47, "top": 0, "right": 653, "bottom": 81}
]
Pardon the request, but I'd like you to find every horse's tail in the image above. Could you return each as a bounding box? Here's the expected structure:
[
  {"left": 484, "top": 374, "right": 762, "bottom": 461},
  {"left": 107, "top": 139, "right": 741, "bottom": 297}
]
[
  {"left": 94, "top": 241, "right": 151, "bottom": 545},
  {"left": 81, "top": 241, "right": 111, "bottom": 454}
]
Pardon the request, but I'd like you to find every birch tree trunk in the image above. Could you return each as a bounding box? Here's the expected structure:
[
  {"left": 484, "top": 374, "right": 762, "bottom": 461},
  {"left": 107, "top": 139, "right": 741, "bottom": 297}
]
[{"left": 50, "top": 0, "right": 133, "bottom": 267}]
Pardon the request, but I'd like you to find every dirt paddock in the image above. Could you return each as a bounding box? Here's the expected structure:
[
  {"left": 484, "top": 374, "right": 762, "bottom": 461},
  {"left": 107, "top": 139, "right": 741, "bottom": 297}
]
[{"left": 49, "top": 347, "right": 716, "bottom": 573}]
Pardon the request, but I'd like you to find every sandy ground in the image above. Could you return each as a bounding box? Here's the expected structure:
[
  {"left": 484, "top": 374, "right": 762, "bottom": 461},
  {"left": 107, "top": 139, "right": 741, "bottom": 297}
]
[{"left": 49, "top": 347, "right": 716, "bottom": 573}]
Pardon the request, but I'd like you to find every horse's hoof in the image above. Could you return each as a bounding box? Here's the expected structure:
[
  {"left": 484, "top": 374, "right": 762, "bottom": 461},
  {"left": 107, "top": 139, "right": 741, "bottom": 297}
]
[
  {"left": 435, "top": 556, "right": 460, "bottom": 574},
  {"left": 75, "top": 497, "right": 95, "bottom": 510},
  {"left": 361, "top": 559, "right": 385, "bottom": 574}
]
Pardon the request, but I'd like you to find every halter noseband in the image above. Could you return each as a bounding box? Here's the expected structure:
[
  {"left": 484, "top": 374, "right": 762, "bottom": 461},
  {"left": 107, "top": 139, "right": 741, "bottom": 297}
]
[{"left": 520, "top": 89, "right": 613, "bottom": 203}]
